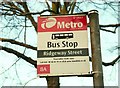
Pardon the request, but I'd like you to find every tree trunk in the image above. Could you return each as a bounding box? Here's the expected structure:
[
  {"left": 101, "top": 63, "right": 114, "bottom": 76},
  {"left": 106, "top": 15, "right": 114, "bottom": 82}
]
[
  {"left": 46, "top": 77, "right": 60, "bottom": 88},
  {"left": 46, "top": 1, "right": 60, "bottom": 88}
]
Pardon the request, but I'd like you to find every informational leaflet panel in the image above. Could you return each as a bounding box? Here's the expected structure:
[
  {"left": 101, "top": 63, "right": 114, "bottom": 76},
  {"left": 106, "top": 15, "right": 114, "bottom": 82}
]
[{"left": 37, "top": 15, "right": 90, "bottom": 77}]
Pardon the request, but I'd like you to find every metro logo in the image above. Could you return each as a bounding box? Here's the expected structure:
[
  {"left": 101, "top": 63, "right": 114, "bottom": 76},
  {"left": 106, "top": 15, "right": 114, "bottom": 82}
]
[
  {"left": 38, "top": 15, "right": 87, "bottom": 32},
  {"left": 41, "top": 18, "right": 57, "bottom": 29}
]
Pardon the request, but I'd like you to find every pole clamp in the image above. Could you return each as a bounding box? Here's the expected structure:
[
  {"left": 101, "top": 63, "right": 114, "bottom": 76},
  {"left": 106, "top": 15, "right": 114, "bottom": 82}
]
[
  {"left": 91, "top": 71, "right": 102, "bottom": 74},
  {"left": 88, "top": 10, "right": 98, "bottom": 15}
]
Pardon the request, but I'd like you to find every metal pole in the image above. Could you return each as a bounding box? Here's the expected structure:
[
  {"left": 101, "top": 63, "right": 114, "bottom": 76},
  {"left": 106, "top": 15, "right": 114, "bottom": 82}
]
[{"left": 88, "top": 10, "right": 104, "bottom": 88}]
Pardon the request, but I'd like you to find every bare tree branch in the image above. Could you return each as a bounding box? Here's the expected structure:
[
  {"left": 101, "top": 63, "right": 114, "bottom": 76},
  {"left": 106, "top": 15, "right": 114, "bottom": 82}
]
[
  {"left": 4, "top": 2, "right": 24, "bottom": 15},
  {"left": 70, "top": 1, "right": 76, "bottom": 14},
  {"left": 1, "top": 9, "right": 58, "bottom": 16},
  {"left": 45, "top": 0, "right": 51, "bottom": 10},
  {"left": 18, "top": 2, "right": 37, "bottom": 32},
  {"left": 0, "top": 58, "right": 20, "bottom": 75},
  {"left": 89, "top": 55, "right": 120, "bottom": 66},
  {"left": 52, "top": 1, "right": 60, "bottom": 15},
  {"left": 100, "top": 24, "right": 120, "bottom": 27},
  {"left": 102, "top": 55, "right": 120, "bottom": 66},
  {"left": 99, "top": 24, "right": 120, "bottom": 33},
  {"left": 0, "top": 38, "right": 37, "bottom": 50},
  {"left": 100, "top": 28, "right": 116, "bottom": 33},
  {"left": 62, "top": 1, "right": 69, "bottom": 14},
  {"left": 87, "top": 23, "right": 120, "bottom": 28},
  {"left": 1, "top": 45, "right": 37, "bottom": 68},
  {"left": 88, "top": 23, "right": 120, "bottom": 33},
  {"left": 1, "top": 2, "right": 37, "bottom": 31}
]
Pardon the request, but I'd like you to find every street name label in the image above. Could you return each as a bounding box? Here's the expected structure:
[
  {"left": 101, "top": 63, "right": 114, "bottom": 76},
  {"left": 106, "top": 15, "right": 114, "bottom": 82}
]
[
  {"left": 37, "top": 15, "right": 90, "bottom": 77},
  {"left": 37, "top": 48, "right": 88, "bottom": 57}
]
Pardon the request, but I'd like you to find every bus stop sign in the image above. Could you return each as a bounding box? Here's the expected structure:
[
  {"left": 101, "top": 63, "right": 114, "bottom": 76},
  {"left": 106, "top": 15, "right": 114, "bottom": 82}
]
[{"left": 37, "top": 15, "right": 90, "bottom": 77}]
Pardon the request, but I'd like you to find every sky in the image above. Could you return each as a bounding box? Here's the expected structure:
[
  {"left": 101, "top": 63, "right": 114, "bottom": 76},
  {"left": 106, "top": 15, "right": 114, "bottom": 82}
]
[{"left": 0, "top": 0, "right": 119, "bottom": 87}]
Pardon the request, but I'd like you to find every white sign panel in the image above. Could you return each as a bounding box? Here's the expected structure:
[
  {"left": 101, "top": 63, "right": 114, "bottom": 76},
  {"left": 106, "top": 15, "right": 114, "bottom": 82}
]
[{"left": 37, "top": 15, "right": 90, "bottom": 76}]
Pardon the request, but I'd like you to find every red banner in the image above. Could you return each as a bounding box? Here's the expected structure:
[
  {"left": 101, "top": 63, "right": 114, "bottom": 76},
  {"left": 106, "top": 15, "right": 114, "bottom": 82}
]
[{"left": 38, "top": 15, "right": 87, "bottom": 32}]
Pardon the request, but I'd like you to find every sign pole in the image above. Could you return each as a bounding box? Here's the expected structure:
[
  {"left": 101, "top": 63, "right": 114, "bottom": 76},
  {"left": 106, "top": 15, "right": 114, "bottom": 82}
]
[{"left": 88, "top": 10, "right": 104, "bottom": 88}]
